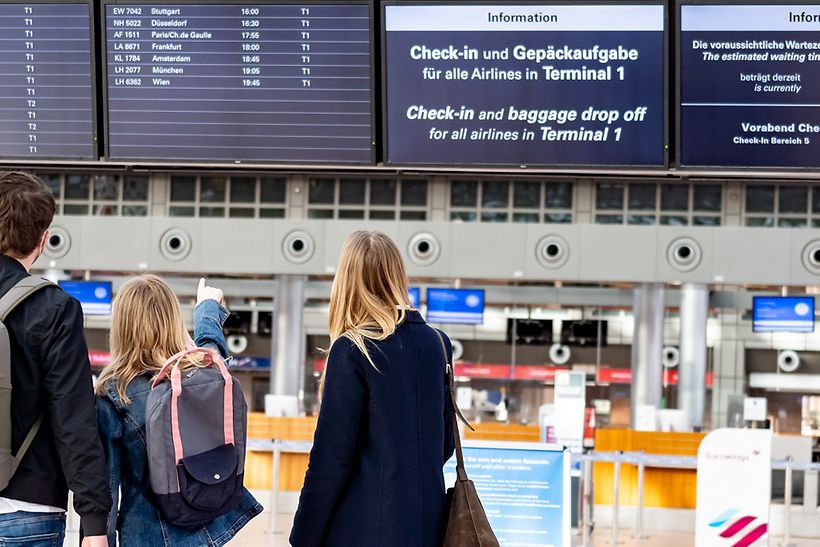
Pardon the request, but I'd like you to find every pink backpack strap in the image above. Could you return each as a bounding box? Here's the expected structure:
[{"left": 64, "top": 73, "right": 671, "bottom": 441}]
[
  {"left": 199, "top": 346, "right": 235, "bottom": 448},
  {"left": 151, "top": 348, "right": 190, "bottom": 388},
  {"left": 166, "top": 346, "right": 235, "bottom": 464},
  {"left": 170, "top": 365, "right": 185, "bottom": 464}
]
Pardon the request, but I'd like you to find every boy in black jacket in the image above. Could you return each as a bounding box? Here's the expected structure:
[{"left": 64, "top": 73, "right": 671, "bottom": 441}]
[{"left": 0, "top": 171, "right": 111, "bottom": 546}]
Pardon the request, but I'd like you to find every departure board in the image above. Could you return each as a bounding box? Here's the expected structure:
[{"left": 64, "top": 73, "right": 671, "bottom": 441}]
[
  {"left": 383, "top": 3, "right": 666, "bottom": 167},
  {"left": 0, "top": 2, "right": 95, "bottom": 160},
  {"left": 680, "top": 4, "right": 820, "bottom": 168},
  {"left": 103, "top": 2, "right": 374, "bottom": 164}
]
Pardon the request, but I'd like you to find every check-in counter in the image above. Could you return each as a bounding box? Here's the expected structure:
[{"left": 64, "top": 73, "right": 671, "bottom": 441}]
[
  {"left": 463, "top": 422, "right": 541, "bottom": 442},
  {"left": 245, "top": 414, "right": 316, "bottom": 490},
  {"left": 593, "top": 429, "right": 705, "bottom": 509}
]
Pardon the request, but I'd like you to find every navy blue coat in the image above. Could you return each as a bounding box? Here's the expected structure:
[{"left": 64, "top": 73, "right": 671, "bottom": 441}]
[{"left": 290, "top": 311, "right": 456, "bottom": 547}]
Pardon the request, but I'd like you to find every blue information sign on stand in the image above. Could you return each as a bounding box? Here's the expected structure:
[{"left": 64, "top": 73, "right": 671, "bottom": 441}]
[{"left": 443, "top": 441, "right": 570, "bottom": 547}]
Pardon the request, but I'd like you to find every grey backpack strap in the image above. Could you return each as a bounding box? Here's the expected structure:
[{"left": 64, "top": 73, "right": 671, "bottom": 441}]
[
  {"left": 0, "top": 277, "right": 53, "bottom": 321},
  {"left": 11, "top": 415, "right": 42, "bottom": 471},
  {"left": 0, "top": 277, "right": 52, "bottom": 470}
]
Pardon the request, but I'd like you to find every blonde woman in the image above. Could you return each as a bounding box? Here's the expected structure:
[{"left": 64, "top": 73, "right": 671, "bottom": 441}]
[
  {"left": 95, "top": 275, "right": 261, "bottom": 546},
  {"left": 290, "top": 231, "right": 456, "bottom": 547}
]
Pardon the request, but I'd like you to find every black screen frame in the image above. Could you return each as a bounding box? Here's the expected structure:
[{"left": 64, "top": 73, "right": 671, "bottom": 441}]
[{"left": 99, "top": 0, "right": 377, "bottom": 166}]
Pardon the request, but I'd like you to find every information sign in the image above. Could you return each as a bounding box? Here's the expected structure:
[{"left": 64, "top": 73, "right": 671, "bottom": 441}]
[
  {"left": 553, "top": 371, "right": 586, "bottom": 452},
  {"left": 680, "top": 4, "right": 820, "bottom": 167},
  {"left": 426, "top": 288, "right": 485, "bottom": 325},
  {"left": 59, "top": 280, "right": 113, "bottom": 315},
  {"left": 383, "top": 3, "right": 666, "bottom": 167},
  {"left": 443, "top": 441, "right": 570, "bottom": 547},
  {"left": 752, "top": 295, "right": 815, "bottom": 332}
]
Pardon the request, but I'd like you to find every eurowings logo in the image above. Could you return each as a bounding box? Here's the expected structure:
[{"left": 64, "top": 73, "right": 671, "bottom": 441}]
[{"left": 709, "top": 509, "right": 768, "bottom": 546}]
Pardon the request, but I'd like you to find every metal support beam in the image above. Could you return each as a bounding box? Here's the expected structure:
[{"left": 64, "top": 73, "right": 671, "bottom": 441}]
[
  {"left": 268, "top": 275, "right": 305, "bottom": 415},
  {"left": 679, "top": 283, "right": 709, "bottom": 431},
  {"left": 631, "top": 283, "right": 664, "bottom": 427}
]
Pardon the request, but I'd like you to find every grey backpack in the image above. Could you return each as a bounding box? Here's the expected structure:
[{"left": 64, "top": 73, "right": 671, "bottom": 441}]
[
  {"left": 0, "top": 276, "right": 52, "bottom": 490},
  {"left": 146, "top": 344, "right": 247, "bottom": 528}
]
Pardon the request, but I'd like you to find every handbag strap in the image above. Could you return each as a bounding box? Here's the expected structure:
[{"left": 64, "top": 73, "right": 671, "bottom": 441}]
[{"left": 434, "top": 329, "right": 474, "bottom": 481}]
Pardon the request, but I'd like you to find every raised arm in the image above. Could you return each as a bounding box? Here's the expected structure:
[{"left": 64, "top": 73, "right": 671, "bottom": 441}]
[{"left": 193, "top": 278, "right": 230, "bottom": 358}]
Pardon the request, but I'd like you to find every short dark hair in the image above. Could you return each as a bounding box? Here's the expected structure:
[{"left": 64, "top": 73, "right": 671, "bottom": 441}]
[{"left": 0, "top": 172, "right": 56, "bottom": 258}]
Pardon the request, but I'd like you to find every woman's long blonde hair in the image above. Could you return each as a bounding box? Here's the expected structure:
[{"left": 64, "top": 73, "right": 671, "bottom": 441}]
[
  {"left": 95, "top": 274, "right": 196, "bottom": 404},
  {"left": 328, "top": 231, "right": 412, "bottom": 367}
]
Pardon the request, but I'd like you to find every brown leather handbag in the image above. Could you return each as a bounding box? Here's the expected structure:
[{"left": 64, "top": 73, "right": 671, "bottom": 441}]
[{"left": 436, "top": 331, "right": 500, "bottom": 547}]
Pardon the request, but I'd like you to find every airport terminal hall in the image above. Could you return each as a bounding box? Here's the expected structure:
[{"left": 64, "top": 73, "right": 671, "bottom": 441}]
[{"left": 3, "top": 0, "right": 820, "bottom": 546}]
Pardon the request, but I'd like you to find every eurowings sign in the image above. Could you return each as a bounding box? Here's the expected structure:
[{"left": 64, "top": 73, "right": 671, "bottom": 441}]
[{"left": 695, "top": 428, "right": 772, "bottom": 546}]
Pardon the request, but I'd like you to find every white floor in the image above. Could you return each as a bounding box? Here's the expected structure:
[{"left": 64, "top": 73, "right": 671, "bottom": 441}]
[
  {"left": 64, "top": 494, "right": 820, "bottom": 546},
  {"left": 232, "top": 512, "right": 820, "bottom": 547}
]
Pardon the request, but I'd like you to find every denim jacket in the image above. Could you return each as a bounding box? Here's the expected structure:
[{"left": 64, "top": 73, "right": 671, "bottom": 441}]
[{"left": 96, "top": 300, "right": 262, "bottom": 546}]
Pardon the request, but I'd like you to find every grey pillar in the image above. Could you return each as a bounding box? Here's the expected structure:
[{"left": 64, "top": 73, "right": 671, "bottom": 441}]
[
  {"left": 631, "top": 283, "right": 665, "bottom": 427},
  {"left": 679, "top": 284, "right": 709, "bottom": 431},
  {"left": 711, "top": 310, "right": 746, "bottom": 428},
  {"left": 268, "top": 275, "right": 305, "bottom": 415}
]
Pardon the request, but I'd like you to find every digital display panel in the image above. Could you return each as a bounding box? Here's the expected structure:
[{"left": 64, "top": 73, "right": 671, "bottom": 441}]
[
  {"left": 426, "top": 288, "right": 485, "bottom": 325},
  {"left": 560, "top": 319, "right": 607, "bottom": 347},
  {"left": 0, "top": 1, "right": 95, "bottom": 160},
  {"left": 408, "top": 286, "right": 420, "bottom": 308},
  {"left": 680, "top": 4, "right": 820, "bottom": 167},
  {"left": 59, "top": 280, "right": 113, "bottom": 315},
  {"left": 103, "top": 1, "right": 374, "bottom": 163},
  {"left": 753, "top": 296, "right": 815, "bottom": 332},
  {"left": 382, "top": 3, "right": 666, "bottom": 167},
  {"left": 507, "top": 318, "right": 553, "bottom": 345}
]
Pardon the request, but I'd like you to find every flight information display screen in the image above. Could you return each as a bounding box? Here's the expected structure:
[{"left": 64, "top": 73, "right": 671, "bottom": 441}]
[
  {"left": 382, "top": 3, "right": 666, "bottom": 167},
  {"left": 103, "top": 1, "right": 374, "bottom": 163},
  {"left": 0, "top": 1, "right": 95, "bottom": 160},
  {"left": 680, "top": 4, "right": 820, "bottom": 167},
  {"left": 753, "top": 296, "right": 815, "bottom": 332}
]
